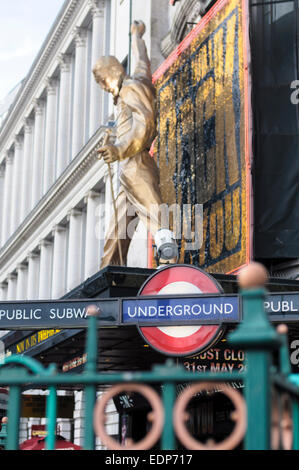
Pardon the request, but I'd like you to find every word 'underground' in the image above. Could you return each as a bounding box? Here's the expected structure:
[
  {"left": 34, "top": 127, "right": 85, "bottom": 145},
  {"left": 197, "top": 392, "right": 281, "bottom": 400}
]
[
  {"left": 122, "top": 297, "right": 239, "bottom": 324},
  {"left": 126, "top": 303, "right": 235, "bottom": 317}
]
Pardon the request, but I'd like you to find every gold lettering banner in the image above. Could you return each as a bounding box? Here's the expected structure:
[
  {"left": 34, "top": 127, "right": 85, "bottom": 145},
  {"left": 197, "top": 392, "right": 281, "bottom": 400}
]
[
  {"left": 15, "top": 329, "right": 61, "bottom": 354},
  {"left": 21, "top": 394, "right": 74, "bottom": 419},
  {"left": 153, "top": 0, "right": 251, "bottom": 274}
]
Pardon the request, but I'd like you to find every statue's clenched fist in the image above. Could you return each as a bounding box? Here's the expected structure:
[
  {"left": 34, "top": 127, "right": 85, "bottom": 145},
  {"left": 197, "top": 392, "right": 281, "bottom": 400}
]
[
  {"left": 98, "top": 144, "right": 120, "bottom": 164},
  {"left": 131, "top": 20, "right": 146, "bottom": 37}
]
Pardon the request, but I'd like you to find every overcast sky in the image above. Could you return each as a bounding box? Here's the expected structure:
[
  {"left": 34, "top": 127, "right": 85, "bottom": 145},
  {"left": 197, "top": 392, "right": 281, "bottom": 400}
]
[{"left": 0, "top": 0, "right": 65, "bottom": 101}]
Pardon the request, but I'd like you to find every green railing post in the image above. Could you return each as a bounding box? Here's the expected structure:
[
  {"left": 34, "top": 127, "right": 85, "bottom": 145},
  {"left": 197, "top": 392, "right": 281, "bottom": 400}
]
[
  {"left": 277, "top": 324, "right": 291, "bottom": 376},
  {"left": 46, "top": 387, "right": 58, "bottom": 449},
  {"left": 46, "top": 364, "right": 58, "bottom": 450},
  {"left": 153, "top": 360, "right": 178, "bottom": 450},
  {"left": 229, "top": 264, "right": 281, "bottom": 450},
  {"left": 6, "top": 385, "right": 21, "bottom": 450},
  {"left": 292, "top": 398, "right": 299, "bottom": 450},
  {"left": 162, "top": 381, "right": 176, "bottom": 450},
  {"left": 288, "top": 375, "right": 299, "bottom": 450},
  {"left": 0, "top": 420, "right": 7, "bottom": 449},
  {"left": 83, "top": 305, "right": 100, "bottom": 450}
]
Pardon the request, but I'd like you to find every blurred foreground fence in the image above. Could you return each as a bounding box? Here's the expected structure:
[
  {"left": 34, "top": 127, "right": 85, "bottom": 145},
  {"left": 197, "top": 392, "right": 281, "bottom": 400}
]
[{"left": 0, "top": 272, "right": 299, "bottom": 450}]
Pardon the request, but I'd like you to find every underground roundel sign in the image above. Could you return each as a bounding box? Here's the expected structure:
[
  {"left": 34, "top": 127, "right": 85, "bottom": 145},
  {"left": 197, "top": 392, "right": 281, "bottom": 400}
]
[{"left": 138, "top": 265, "right": 225, "bottom": 356}]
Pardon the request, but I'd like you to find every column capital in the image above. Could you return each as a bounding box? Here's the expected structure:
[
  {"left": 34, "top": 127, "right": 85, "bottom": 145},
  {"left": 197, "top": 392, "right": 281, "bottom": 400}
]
[
  {"left": 24, "top": 118, "right": 34, "bottom": 134},
  {"left": 52, "top": 224, "right": 66, "bottom": 236},
  {"left": 88, "top": 0, "right": 105, "bottom": 18},
  {"left": 7, "top": 273, "right": 17, "bottom": 282},
  {"left": 0, "top": 282, "right": 8, "bottom": 289},
  {"left": 73, "top": 27, "right": 88, "bottom": 47},
  {"left": 27, "top": 252, "right": 39, "bottom": 262},
  {"left": 84, "top": 189, "right": 101, "bottom": 204},
  {"left": 39, "top": 239, "right": 53, "bottom": 250},
  {"left": 33, "top": 98, "right": 45, "bottom": 116},
  {"left": 45, "top": 77, "right": 58, "bottom": 96},
  {"left": 67, "top": 208, "right": 83, "bottom": 221},
  {"left": 17, "top": 263, "right": 28, "bottom": 271},
  {"left": 58, "top": 53, "right": 72, "bottom": 73},
  {"left": 14, "top": 134, "right": 24, "bottom": 150},
  {"left": 5, "top": 150, "right": 14, "bottom": 165}
]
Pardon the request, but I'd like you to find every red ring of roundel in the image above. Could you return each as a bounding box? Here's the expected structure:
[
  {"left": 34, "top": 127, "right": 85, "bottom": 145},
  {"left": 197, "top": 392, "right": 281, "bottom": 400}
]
[{"left": 138, "top": 265, "right": 224, "bottom": 356}]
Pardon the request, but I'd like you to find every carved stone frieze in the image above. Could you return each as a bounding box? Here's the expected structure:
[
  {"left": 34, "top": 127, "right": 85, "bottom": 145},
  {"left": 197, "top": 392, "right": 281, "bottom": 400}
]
[
  {"left": 161, "top": 0, "right": 215, "bottom": 58},
  {"left": 88, "top": 0, "right": 105, "bottom": 18}
]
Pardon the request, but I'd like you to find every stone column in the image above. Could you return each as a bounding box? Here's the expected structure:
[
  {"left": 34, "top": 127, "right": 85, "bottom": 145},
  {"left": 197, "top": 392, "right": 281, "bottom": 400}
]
[
  {"left": 38, "top": 240, "right": 53, "bottom": 299},
  {"left": 72, "top": 27, "right": 88, "bottom": 158},
  {"left": 0, "top": 282, "right": 8, "bottom": 301},
  {"left": 67, "top": 208, "right": 83, "bottom": 291},
  {"left": 7, "top": 273, "right": 17, "bottom": 300},
  {"left": 16, "top": 263, "right": 28, "bottom": 301},
  {"left": 0, "top": 165, "right": 5, "bottom": 247},
  {"left": 31, "top": 99, "right": 45, "bottom": 208},
  {"left": 104, "top": 171, "right": 113, "bottom": 232},
  {"left": 74, "top": 391, "right": 85, "bottom": 447},
  {"left": 7, "top": 149, "right": 16, "bottom": 239},
  {"left": 56, "top": 54, "right": 72, "bottom": 177},
  {"left": 1, "top": 152, "right": 14, "bottom": 244},
  {"left": 97, "top": 191, "right": 106, "bottom": 262},
  {"left": 27, "top": 252, "right": 40, "bottom": 300},
  {"left": 20, "top": 118, "right": 34, "bottom": 222},
  {"left": 89, "top": 0, "right": 106, "bottom": 135},
  {"left": 10, "top": 135, "right": 24, "bottom": 234},
  {"left": 84, "top": 190, "right": 102, "bottom": 278},
  {"left": 43, "top": 78, "right": 58, "bottom": 194},
  {"left": 51, "top": 225, "right": 67, "bottom": 299}
]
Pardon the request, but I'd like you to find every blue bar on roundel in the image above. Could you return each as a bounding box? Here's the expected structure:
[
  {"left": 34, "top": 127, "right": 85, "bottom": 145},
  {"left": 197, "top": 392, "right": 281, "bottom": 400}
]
[{"left": 122, "top": 295, "right": 240, "bottom": 325}]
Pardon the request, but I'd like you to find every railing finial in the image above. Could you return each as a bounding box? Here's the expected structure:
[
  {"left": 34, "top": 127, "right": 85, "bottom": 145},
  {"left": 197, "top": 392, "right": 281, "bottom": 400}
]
[
  {"left": 277, "top": 324, "right": 288, "bottom": 335},
  {"left": 86, "top": 304, "right": 101, "bottom": 317},
  {"left": 237, "top": 262, "right": 268, "bottom": 290}
]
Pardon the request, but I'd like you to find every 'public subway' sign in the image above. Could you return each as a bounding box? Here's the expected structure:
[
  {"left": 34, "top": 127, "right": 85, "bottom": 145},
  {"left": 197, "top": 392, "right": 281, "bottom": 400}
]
[
  {"left": 153, "top": 0, "right": 250, "bottom": 273},
  {"left": 0, "top": 299, "right": 118, "bottom": 330}
]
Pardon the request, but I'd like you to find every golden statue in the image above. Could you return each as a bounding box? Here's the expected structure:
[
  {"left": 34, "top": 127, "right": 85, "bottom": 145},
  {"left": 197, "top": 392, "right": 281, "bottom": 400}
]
[{"left": 93, "top": 20, "right": 177, "bottom": 268}]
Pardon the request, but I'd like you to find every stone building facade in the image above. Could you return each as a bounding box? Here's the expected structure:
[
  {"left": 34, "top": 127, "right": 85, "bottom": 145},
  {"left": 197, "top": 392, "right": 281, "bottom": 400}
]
[{"left": 0, "top": 0, "right": 214, "bottom": 449}]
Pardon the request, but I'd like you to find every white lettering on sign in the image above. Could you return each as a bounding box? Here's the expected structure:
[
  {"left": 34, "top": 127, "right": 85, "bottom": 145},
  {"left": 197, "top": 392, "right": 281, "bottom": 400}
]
[
  {"left": 49, "top": 308, "right": 86, "bottom": 319},
  {"left": 126, "top": 303, "right": 234, "bottom": 318},
  {"left": 264, "top": 300, "right": 299, "bottom": 312},
  {"left": 290, "top": 340, "right": 299, "bottom": 366},
  {"left": 0, "top": 307, "right": 87, "bottom": 321},
  {"left": 0, "top": 309, "right": 42, "bottom": 320}
]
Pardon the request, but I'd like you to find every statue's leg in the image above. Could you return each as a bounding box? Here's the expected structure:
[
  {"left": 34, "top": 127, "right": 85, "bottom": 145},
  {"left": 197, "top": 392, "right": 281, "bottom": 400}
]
[
  {"left": 100, "top": 188, "right": 136, "bottom": 268},
  {"left": 120, "top": 151, "right": 165, "bottom": 238},
  {"left": 125, "top": 191, "right": 161, "bottom": 237},
  {"left": 113, "top": 153, "right": 178, "bottom": 265}
]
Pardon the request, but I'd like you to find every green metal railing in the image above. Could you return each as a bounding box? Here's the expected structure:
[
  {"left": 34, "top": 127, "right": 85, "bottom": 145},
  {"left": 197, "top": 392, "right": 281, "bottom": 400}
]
[
  {"left": 0, "top": 276, "right": 299, "bottom": 450},
  {"left": 0, "top": 420, "right": 7, "bottom": 449}
]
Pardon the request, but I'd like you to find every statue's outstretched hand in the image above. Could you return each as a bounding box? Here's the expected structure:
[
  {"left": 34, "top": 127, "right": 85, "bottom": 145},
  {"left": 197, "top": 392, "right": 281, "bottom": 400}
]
[
  {"left": 98, "top": 144, "right": 120, "bottom": 164},
  {"left": 131, "top": 20, "right": 145, "bottom": 37}
]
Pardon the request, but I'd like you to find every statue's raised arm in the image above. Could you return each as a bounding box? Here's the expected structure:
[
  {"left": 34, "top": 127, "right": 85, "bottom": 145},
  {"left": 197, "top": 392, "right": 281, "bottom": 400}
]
[{"left": 130, "top": 20, "right": 152, "bottom": 83}]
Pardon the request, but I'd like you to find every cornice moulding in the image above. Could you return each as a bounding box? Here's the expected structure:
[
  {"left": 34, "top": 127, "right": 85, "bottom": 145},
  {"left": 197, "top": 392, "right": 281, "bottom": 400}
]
[
  {"left": 0, "top": 0, "right": 85, "bottom": 162},
  {"left": 161, "top": 0, "right": 214, "bottom": 58}
]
